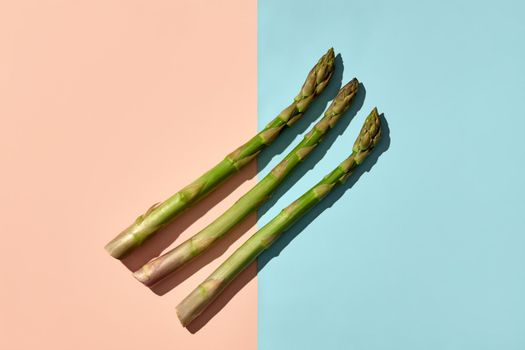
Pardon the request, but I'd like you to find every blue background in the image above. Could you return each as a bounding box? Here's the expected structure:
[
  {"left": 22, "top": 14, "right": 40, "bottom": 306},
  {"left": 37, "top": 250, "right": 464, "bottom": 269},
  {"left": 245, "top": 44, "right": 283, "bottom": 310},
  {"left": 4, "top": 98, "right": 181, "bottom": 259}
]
[{"left": 257, "top": 0, "right": 525, "bottom": 349}]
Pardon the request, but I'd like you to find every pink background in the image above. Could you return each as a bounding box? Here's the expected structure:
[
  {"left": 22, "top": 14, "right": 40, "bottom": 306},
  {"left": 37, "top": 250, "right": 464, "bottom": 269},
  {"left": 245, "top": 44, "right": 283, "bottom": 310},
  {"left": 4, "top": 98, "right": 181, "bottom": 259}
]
[{"left": 0, "top": 1, "right": 257, "bottom": 349}]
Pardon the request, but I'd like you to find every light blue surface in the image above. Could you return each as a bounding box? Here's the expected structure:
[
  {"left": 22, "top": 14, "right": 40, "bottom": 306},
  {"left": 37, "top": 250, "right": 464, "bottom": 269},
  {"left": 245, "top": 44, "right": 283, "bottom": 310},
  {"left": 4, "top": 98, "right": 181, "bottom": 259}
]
[{"left": 257, "top": 1, "right": 525, "bottom": 349}]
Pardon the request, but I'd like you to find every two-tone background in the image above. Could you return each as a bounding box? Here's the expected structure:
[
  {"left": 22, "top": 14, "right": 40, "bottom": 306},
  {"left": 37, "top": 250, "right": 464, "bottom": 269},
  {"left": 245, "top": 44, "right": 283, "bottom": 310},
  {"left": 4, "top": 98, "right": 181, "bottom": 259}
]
[{"left": 1, "top": 1, "right": 524, "bottom": 349}]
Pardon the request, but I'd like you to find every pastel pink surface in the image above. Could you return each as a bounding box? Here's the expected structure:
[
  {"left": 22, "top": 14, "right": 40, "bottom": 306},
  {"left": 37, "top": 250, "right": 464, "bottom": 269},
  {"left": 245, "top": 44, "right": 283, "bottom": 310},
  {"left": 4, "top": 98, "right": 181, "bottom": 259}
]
[{"left": 0, "top": 1, "right": 257, "bottom": 349}]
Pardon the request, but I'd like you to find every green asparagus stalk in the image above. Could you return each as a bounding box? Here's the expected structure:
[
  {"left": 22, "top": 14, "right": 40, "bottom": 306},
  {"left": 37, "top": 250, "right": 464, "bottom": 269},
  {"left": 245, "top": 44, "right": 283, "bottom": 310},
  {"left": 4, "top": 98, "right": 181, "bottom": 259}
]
[
  {"left": 133, "top": 79, "right": 360, "bottom": 286},
  {"left": 105, "top": 49, "right": 335, "bottom": 259},
  {"left": 176, "top": 108, "right": 382, "bottom": 326}
]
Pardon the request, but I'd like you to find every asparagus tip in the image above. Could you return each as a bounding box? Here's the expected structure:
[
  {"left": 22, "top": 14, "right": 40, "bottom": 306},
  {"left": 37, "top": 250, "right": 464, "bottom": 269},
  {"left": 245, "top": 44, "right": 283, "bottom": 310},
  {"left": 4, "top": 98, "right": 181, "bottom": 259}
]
[
  {"left": 344, "top": 78, "right": 359, "bottom": 93},
  {"left": 325, "top": 48, "right": 335, "bottom": 62},
  {"left": 352, "top": 107, "right": 382, "bottom": 154}
]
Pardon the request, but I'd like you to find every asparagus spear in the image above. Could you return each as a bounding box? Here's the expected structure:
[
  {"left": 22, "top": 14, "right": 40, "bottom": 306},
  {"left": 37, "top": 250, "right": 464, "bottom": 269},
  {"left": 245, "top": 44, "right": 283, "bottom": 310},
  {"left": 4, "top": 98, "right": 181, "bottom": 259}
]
[
  {"left": 133, "top": 79, "right": 360, "bottom": 286},
  {"left": 105, "top": 49, "right": 336, "bottom": 259},
  {"left": 176, "top": 108, "right": 382, "bottom": 326}
]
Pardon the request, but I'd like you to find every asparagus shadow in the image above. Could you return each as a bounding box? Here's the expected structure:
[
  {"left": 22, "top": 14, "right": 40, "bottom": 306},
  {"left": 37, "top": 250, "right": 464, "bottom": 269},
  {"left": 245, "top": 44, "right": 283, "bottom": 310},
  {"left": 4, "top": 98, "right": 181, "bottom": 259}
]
[
  {"left": 183, "top": 97, "right": 384, "bottom": 335},
  {"left": 119, "top": 55, "right": 344, "bottom": 272},
  {"left": 258, "top": 82, "right": 366, "bottom": 218},
  {"left": 143, "top": 57, "right": 348, "bottom": 294},
  {"left": 120, "top": 155, "right": 257, "bottom": 272},
  {"left": 186, "top": 114, "right": 389, "bottom": 333},
  {"left": 258, "top": 54, "right": 344, "bottom": 170},
  {"left": 148, "top": 212, "right": 257, "bottom": 296},
  {"left": 258, "top": 113, "right": 391, "bottom": 271}
]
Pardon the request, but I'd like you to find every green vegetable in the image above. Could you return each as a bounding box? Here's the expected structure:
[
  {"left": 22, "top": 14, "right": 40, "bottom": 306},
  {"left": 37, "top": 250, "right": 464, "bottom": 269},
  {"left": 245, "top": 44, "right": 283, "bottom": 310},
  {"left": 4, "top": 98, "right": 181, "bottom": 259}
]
[
  {"left": 134, "top": 79, "right": 360, "bottom": 286},
  {"left": 176, "top": 108, "right": 382, "bottom": 326},
  {"left": 105, "top": 49, "right": 336, "bottom": 259}
]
